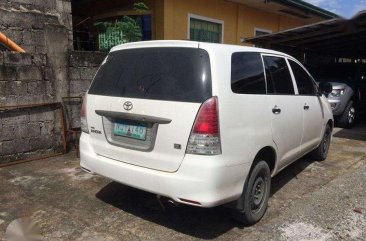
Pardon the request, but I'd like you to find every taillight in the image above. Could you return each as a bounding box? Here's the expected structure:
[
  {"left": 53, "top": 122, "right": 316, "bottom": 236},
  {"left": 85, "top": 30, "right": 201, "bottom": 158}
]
[
  {"left": 80, "top": 95, "right": 89, "bottom": 133},
  {"left": 186, "top": 97, "right": 221, "bottom": 155}
]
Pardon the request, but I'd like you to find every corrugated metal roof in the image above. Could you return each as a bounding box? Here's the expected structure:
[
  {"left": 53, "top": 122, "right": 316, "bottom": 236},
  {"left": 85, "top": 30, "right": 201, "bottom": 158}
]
[
  {"left": 273, "top": 0, "right": 339, "bottom": 18},
  {"left": 243, "top": 11, "right": 366, "bottom": 58}
]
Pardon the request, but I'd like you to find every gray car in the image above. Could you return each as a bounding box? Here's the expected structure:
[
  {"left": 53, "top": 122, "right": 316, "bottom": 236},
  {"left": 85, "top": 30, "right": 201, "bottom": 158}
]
[
  {"left": 327, "top": 82, "right": 355, "bottom": 127},
  {"left": 312, "top": 64, "right": 366, "bottom": 128}
]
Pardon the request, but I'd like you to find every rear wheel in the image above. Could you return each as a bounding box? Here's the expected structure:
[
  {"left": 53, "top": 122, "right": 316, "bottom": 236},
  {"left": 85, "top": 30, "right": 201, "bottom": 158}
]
[
  {"left": 232, "top": 160, "right": 271, "bottom": 225},
  {"left": 310, "top": 124, "right": 332, "bottom": 161},
  {"left": 338, "top": 101, "right": 356, "bottom": 129}
]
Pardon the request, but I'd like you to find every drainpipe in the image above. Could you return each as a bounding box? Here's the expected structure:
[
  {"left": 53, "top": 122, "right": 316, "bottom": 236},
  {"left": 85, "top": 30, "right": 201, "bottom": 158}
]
[{"left": 0, "top": 32, "right": 25, "bottom": 52}]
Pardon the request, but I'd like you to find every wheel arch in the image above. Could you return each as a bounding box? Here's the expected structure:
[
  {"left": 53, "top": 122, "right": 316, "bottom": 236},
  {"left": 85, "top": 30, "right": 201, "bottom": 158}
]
[
  {"left": 327, "top": 119, "right": 334, "bottom": 131},
  {"left": 230, "top": 146, "right": 276, "bottom": 212},
  {"left": 252, "top": 146, "right": 277, "bottom": 175}
]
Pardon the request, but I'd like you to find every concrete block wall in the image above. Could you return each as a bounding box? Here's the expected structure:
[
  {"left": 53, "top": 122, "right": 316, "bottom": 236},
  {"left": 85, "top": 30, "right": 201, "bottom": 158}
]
[
  {"left": 0, "top": 52, "right": 53, "bottom": 105},
  {"left": 0, "top": 0, "right": 71, "bottom": 163},
  {"left": 0, "top": 52, "right": 62, "bottom": 163},
  {"left": 0, "top": 0, "right": 108, "bottom": 163},
  {"left": 67, "top": 51, "right": 106, "bottom": 128},
  {"left": 0, "top": 0, "right": 73, "bottom": 52}
]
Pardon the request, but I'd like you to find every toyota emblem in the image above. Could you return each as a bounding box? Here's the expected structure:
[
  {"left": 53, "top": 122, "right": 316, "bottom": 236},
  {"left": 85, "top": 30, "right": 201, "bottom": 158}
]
[{"left": 123, "top": 101, "right": 133, "bottom": 111}]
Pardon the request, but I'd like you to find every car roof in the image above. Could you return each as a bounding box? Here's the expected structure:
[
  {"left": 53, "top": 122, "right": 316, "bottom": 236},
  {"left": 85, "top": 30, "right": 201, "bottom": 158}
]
[{"left": 110, "top": 40, "right": 292, "bottom": 58}]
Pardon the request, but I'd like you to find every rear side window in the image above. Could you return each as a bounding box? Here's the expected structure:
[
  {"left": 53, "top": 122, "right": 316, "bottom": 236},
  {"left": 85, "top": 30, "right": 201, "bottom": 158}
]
[
  {"left": 263, "top": 56, "right": 295, "bottom": 95},
  {"left": 289, "top": 60, "right": 317, "bottom": 96},
  {"left": 89, "top": 47, "right": 212, "bottom": 103},
  {"left": 231, "top": 52, "right": 266, "bottom": 94}
]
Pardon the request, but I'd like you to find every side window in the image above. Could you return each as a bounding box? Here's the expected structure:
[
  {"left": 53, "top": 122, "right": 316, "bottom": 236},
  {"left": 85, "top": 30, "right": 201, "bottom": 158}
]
[
  {"left": 263, "top": 56, "right": 295, "bottom": 95},
  {"left": 231, "top": 52, "right": 266, "bottom": 94},
  {"left": 289, "top": 60, "right": 317, "bottom": 96}
]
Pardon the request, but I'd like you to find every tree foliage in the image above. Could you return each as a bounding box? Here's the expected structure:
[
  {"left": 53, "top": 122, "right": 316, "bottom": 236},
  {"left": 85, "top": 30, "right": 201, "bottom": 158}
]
[{"left": 94, "top": 2, "right": 149, "bottom": 50}]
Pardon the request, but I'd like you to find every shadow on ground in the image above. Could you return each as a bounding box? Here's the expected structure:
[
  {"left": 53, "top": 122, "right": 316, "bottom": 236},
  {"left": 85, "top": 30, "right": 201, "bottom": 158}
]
[
  {"left": 95, "top": 157, "right": 316, "bottom": 239},
  {"left": 334, "top": 124, "right": 366, "bottom": 141},
  {"left": 95, "top": 117, "right": 366, "bottom": 239},
  {"left": 96, "top": 182, "right": 235, "bottom": 239},
  {"left": 270, "top": 158, "right": 313, "bottom": 197},
  {"left": 334, "top": 114, "right": 366, "bottom": 141}
]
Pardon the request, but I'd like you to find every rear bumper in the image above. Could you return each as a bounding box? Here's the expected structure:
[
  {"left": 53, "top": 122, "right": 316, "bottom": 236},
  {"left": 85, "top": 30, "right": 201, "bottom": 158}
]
[{"left": 80, "top": 134, "right": 249, "bottom": 207}]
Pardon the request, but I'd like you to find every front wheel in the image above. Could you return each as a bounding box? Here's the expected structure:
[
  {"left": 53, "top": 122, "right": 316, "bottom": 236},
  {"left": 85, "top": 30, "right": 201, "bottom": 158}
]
[
  {"left": 338, "top": 101, "right": 356, "bottom": 129},
  {"left": 232, "top": 160, "right": 271, "bottom": 225},
  {"left": 310, "top": 124, "right": 332, "bottom": 161}
]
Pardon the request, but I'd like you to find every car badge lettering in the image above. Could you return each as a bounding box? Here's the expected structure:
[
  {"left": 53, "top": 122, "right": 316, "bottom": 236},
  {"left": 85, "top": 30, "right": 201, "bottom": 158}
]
[{"left": 90, "top": 127, "right": 102, "bottom": 134}]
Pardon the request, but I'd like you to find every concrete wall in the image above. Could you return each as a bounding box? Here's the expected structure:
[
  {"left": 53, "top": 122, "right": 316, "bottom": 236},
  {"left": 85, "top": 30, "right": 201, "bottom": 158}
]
[
  {"left": 67, "top": 51, "right": 106, "bottom": 128},
  {"left": 0, "top": 0, "right": 105, "bottom": 163},
  {"left": 0, "top": 50, "right": 106, "bottom": 164},
  {"left": 0, "top": 52, "right": 62, "bottom": 163},
  {"left": 0, "top": 0, "right": 73, "bottom": 53},
  {"left": 0, "top": 0, "right": 73, "bottom": 163}
]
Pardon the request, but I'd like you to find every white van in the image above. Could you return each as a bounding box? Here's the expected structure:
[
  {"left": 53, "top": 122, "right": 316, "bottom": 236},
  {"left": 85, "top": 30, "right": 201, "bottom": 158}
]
[{"left": 80, "top": 40, "right": 333, "bottom": 224}]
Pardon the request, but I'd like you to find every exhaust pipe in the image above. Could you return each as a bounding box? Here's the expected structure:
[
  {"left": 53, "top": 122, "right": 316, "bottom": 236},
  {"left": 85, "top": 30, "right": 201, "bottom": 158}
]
[
  {"left": 167, "top": 199, "right": 179, "bottom": 207},
  {"left": 156, "top": 195, "right": 179, "bottom": 212},
  {"left": 156, "top": 195, "right": 166, "bottom": 212}
]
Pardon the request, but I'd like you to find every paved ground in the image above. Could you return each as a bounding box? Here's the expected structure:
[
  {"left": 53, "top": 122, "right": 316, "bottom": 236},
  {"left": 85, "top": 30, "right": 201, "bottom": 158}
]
[{"left": 0, "top": 125, "right": 366, "bottom": 241}]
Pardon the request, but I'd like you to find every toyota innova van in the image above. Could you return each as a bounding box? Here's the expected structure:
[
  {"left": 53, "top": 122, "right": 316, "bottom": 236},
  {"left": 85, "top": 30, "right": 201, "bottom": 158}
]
[{"left": 80, "top": 41, "right": 333, "bottom": 224}]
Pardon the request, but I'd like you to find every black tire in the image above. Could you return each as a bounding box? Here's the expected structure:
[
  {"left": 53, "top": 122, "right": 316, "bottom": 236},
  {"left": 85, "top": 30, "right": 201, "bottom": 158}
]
[
  {"left": 338, "top": 101, "right": 356, "bottom": 129},
  {"left": 232, "top": 160, "right": 271, "bottom": 225},
  {"left": 310, "top": 124, "right": 332, "bottom": 161}
]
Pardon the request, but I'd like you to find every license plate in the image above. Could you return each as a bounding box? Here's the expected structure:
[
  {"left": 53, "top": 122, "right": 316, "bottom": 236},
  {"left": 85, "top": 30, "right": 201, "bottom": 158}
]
[{"left": 113, "top": 121, "right": 147, "bottom": 140}]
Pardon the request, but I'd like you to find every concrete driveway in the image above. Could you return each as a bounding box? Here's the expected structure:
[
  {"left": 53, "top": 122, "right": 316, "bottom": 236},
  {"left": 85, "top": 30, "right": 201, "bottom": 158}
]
[{"left": 0, "top": 125, "right": 366, "bottom": 241}]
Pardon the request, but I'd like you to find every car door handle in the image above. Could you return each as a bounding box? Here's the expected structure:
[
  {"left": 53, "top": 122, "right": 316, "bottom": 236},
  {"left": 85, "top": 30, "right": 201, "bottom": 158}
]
[
  {"left": 272, "top": 106, "right": 281, "bottom": 114},
  {"left": 304, "top": 104, "right": 310, "bottom": 111}
]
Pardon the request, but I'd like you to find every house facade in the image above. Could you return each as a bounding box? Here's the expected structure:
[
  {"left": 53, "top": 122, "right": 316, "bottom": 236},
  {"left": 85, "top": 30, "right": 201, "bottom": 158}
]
[{"left": 72, "top": 0, "right": 337, "bottom": 50}]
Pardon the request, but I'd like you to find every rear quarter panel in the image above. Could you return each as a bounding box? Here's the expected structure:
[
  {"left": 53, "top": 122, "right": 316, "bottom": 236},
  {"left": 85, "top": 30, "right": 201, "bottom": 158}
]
[{"left": 201, "top": 45, "right": 274, "bottom": 169}]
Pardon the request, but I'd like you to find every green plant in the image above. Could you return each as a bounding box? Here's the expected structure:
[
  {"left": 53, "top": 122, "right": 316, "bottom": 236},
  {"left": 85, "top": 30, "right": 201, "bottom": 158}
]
[
  {"left": 134, "top": 2, "right": 149, "bottom": 13},
  {"left": 94, "top": 1, "right": 149, "bottom": 51},
  {"left": 115, "top": 16, "right": 143, "bottom": 42}
]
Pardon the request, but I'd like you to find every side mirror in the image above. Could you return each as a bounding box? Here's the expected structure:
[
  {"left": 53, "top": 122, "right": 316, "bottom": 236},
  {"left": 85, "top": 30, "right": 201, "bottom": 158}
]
[{"left": 319, "top": 82, "right": 333, "bottom": 96}]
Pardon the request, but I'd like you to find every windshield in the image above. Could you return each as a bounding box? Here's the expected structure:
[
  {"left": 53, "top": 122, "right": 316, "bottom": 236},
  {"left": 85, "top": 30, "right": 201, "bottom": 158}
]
[{"left": 89, "top": 47, "right": 212, "bottom": 103}]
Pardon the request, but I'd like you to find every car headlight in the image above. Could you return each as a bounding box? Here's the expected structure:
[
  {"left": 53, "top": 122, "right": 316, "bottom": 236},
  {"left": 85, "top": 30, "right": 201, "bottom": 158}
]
[{"left": 329, "top": 89, "right": 345, "bottom": 98}]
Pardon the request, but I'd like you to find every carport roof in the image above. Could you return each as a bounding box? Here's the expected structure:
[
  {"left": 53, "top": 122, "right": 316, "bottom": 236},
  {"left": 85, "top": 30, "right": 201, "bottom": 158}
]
[{"left": 242, "top": 11, "right": 366, "bottom": 59}]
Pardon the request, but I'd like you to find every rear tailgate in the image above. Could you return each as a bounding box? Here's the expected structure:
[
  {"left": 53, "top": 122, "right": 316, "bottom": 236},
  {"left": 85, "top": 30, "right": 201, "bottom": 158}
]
[
  {"left": 87, "top": 96, "right": 200, "bottom": 172},
  {"left": 86, "top": 46, "right": 212, "bottom": 172}
]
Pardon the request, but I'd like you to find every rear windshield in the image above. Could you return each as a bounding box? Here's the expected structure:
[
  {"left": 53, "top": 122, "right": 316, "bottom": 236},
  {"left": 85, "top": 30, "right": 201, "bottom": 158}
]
[{"left": 89, "top": 47, "right": 212, "bottom": 103}]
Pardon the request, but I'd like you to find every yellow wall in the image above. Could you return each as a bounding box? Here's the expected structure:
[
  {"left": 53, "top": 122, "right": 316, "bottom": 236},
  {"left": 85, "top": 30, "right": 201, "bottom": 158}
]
[
  {"left": 153, "top": 0, "right": 165, "bottom": 40},
  {"left": 154, "top": 0, "right": 314, "bottom": 45}
]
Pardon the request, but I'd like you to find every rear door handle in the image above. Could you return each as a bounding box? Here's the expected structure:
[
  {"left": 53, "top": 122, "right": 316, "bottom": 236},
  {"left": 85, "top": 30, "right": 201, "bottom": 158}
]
[
  {"left": 304, "top": 104, "right": 310, "bottom": 110},
  {"left": 272, "top": 106, "right": 281, "bottom": 114}
]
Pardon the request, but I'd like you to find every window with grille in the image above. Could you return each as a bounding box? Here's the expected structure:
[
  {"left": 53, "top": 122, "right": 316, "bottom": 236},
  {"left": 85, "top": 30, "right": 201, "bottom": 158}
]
[{"left": 189, "top": 16, "right": 223, "bottom": 43}]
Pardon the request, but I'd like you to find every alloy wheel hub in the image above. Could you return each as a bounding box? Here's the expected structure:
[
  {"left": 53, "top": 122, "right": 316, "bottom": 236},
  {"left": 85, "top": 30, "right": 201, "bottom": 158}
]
[{"left": 348, "top": 107, "right": 355, "bottom": 123}]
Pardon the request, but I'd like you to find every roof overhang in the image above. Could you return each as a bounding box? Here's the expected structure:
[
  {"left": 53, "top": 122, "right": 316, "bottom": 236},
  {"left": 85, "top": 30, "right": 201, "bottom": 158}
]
[
  {"left": 242, "top": 11, "right": 366, "bottom": 59},
  {"left": 227, "top": 0, "right": 338, "bottom": 21}
]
